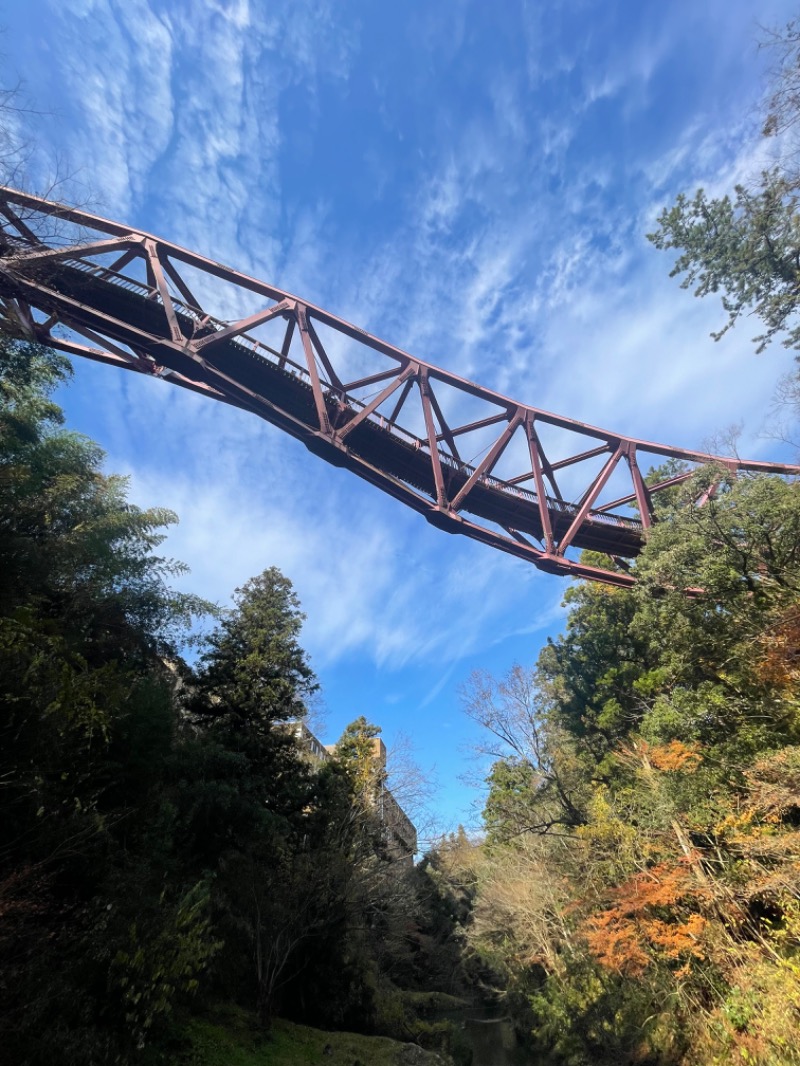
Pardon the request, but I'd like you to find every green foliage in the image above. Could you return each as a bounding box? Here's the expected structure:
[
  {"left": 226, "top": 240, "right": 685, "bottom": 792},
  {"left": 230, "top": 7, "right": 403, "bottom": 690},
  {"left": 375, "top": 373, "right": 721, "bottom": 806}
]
[
  {"left": 465, "top": 455, "right": 800, "bottom": 1063},
  {"left": 178, "top": 572, "right": 324, "bottom": 1024},
  {"left": 0, "top": 337, "right": 473, "bottom": 1064},
  {"left": 646, "top": 18, "right": 800, "bottom": 374},
  {"left": 192, "top": 567, "right": 317, "bottom": 734},
  {"left": 164, "top": 1009, "right": 447, "bottom": 1066},
  {"left": 334, "top": 715, "right": 387, "bottom": 796},
  {"left": 111, "top": 880, "right": 221, "bottom": 1043},
  {"left": 0, "top": 337, "right": 208, "bottom": 654},
  {"left": 483, "top": 758, "right": 540, "bottom": 842},
  {"left": 0, "top": 339, "right": 216, "bottom": 1063},
  {"left": 462, "top": 664, "right": 595, "bottom": 840},
  {"left": 648, "top": 176, "right": 800, "bottom": 354}
]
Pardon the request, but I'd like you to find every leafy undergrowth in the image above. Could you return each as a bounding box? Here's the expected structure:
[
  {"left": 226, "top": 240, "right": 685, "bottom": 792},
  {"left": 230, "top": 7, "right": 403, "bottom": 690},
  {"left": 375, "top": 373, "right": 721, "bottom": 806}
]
[{"left": 151, "top": 1005, "right": 451, "bottom": 1066}]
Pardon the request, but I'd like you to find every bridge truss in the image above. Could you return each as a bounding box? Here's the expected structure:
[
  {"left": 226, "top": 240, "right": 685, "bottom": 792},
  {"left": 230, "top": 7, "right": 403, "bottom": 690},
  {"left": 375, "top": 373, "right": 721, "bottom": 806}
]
[{"left": 0, "top": 185, "right": 797, "bottom": 588}]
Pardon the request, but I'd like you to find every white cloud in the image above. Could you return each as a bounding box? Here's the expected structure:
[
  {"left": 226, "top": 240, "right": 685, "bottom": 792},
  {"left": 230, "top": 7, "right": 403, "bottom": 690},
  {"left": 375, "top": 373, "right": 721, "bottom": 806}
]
[
  {"left": 15, "top": 0, "right": 800, "bottom": 833},
  {"left": 113, "top": 414, "right": 547, "bottom": 671},
  {"left": 48, "top": 0, "right": 175, "bottom": 217},
  {"left": 17, "top": 0, "right": 800, "bottom": 703}
]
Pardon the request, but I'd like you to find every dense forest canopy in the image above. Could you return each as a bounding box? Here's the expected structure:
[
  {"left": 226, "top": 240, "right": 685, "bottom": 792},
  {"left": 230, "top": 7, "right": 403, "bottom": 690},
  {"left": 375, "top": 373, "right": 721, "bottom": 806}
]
[
  {"left": 456, "top": 467, "right": 800, "bottom": 1064},
  {"left": 0, "top": 338, "right": 473, "bottom": 1063}
]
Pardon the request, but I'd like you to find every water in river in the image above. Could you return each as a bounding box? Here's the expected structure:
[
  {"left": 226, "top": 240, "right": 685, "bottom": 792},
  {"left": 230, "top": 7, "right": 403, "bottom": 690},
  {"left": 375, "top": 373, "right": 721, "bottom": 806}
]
[
  {"left": 439, "top": 1004, "right": 533, "bottom": 1066},
  {"left": 461, "top": 1012, "right": 527, "bottom": 1066}
]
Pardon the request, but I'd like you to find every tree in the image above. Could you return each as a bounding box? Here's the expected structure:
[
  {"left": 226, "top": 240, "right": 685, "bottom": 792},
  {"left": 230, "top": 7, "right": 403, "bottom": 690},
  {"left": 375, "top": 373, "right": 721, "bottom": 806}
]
[
  {"left": 0, "top": 338, "right": 216, "bottom": 1063},
  {"left": 648, "top": 176, "right": 800, "bottom": 354},
  {"left": 0, "top": 336, "right": 208, "bottom": 854},
  {"left": 462, "top": 665, "right": 591, "bottom": 841},
  {"left": 192, "top": 566, "right": 317, "bottom": 733},
  {"left": 334, "top": 716, "right": 388, "bottom": 799},
  {"left": 648, "top": 18, "right": 800, "bottom": 361},
  {"left": 761, "top": 18, "right": 800, "bottom": 168},
  {"left": 181, "top": 568, "right": 340, "bottom": 1026},
  {"left": 182, "top": 567, "right": 319, "bottom": 856},
  {"left": 0, "top": 337, "right": 206, "bottom": 657},
  {"left": 461, "top": 462, "right": 800, "bottom": 1064}
]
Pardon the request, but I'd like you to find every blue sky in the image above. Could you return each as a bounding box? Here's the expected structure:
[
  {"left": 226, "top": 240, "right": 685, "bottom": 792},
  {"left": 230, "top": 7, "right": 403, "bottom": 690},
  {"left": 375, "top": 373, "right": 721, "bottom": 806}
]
[{"left": 5, "top": 0, "right": 800, "bottom": 838}]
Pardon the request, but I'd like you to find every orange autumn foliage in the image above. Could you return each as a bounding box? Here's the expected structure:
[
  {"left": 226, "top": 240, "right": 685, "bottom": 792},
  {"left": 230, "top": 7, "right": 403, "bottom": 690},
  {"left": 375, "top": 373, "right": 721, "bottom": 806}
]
[
  {"left": 755, "top": 605, "right": 800, "bottom": 690},
  {"left": 648, "top": 740, "right": 703, "bottom": 773},
  {"left": 619, "top": 739, "right": 702, "bottom": 774},
  {"left": 584, "top": 859, "right": 710, "bottom": 977}
]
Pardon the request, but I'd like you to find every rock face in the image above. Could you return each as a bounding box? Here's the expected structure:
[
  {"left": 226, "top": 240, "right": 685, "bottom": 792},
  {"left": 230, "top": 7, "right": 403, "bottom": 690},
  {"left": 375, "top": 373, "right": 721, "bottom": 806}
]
[{"left": 395, "top": 1044, "right": 449, "bottom": 1066}]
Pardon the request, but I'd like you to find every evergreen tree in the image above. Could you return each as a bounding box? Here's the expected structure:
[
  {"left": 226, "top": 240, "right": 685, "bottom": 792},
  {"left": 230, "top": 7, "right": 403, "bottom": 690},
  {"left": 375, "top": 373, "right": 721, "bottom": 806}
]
[
  {"left": 334, "top": 715, "right": 388, "bottom": 799},
  {"left": 179, "top": 568, "right": 334, "bottom": 1025},
  {"left": 0, "top": 338, "right": 215, "bottom": 1064},
  {"left": 648, "top": 17, "right": 800, "bottom": 367},
  {"left": 193, "top": 567, "right": 317, "bottom": 732}
]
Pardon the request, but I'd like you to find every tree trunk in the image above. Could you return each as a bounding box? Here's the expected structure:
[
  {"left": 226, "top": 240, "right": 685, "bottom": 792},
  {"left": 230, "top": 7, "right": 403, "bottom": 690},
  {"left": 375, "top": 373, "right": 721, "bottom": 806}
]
[{"left": 257, "top": 978, "right": 274, "bottom": 1030}]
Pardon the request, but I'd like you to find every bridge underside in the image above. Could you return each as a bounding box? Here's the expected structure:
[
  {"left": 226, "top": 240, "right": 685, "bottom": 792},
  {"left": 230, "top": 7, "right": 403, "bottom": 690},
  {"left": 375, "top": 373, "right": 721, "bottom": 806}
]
[{"left": 0, "top": 186, "right": 796, "bottom": 588}]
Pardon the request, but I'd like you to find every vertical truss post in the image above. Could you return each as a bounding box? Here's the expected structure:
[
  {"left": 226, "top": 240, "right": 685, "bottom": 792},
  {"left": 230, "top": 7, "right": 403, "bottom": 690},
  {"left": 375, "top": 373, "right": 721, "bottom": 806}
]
[
  {"left": 278, "top": 316, "right": 295, "bottom": 369},
  {"left": 525, "top": 415, "right": 556, "bottom": 554},
  {"left": 296, "top": 303, "right": 332, "bottom": 436},
  {"left": 418, "top": 369, "right": 448, "bottom": 508},
  {"left": 624, "top": 444, "right": 655, "bottom": 529}
]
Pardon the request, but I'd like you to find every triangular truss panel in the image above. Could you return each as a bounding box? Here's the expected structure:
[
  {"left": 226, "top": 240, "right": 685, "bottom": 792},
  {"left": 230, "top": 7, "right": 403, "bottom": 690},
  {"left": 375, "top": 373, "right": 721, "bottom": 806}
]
[{"left": 1, "top": 184, "right": 797, "bottom": 589}]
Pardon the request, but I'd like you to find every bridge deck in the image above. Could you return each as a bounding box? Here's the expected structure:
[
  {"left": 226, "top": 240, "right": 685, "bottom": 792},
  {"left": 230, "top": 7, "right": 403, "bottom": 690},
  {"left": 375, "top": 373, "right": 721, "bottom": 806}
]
[
  {"left": 3, "top": 184, "right": 794, "bottom": 588},
  {"left": 34, "top": 258, "right": 643, "bottom": 559}
]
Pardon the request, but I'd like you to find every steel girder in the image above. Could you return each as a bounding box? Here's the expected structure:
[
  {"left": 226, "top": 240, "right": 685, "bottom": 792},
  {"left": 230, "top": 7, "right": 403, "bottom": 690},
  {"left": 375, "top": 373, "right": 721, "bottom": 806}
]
[{"left": 0, "top": 185, "right": 797, "bottom": 588}]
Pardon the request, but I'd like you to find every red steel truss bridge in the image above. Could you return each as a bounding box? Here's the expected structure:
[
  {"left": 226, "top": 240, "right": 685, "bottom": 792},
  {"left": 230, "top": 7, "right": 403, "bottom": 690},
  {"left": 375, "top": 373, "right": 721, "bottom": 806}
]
[{"left": 0, "top": 185, "right": 797, "bottom": 589}]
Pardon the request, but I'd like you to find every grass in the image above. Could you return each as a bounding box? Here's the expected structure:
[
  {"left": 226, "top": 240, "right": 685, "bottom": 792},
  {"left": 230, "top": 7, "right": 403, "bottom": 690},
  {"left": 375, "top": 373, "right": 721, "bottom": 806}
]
[{"left": 161, "top": 1004, "right": 451, "bottom": 1066}]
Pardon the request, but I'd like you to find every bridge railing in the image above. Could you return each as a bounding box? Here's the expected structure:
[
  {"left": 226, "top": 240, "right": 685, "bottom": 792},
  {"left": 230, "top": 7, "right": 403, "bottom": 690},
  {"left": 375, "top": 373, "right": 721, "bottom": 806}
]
[
  {"left": 61, "top": 252, "right": 643, "bottom": 537},
  {"left": 13, "top": 184, "right": 794, "bottom": 587}
]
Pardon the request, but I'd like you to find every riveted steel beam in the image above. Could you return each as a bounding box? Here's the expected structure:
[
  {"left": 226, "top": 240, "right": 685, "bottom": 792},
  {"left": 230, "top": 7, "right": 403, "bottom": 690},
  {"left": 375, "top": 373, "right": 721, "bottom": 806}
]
[{"left": 1, "top": 183, "right": 797, "bottom": 590}]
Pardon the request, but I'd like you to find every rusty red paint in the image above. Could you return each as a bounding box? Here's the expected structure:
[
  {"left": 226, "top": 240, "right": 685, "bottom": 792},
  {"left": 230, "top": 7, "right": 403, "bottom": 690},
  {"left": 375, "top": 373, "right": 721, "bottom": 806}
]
[{"left": 0, "top": 184, "right": 798, "bottom": 589}]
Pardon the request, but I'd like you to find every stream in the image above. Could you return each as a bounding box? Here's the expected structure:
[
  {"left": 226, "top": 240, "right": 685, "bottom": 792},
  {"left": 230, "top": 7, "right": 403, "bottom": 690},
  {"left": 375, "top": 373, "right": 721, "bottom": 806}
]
[{"left": 437, "top": 1003, "right": 533, "bottom": 1066}]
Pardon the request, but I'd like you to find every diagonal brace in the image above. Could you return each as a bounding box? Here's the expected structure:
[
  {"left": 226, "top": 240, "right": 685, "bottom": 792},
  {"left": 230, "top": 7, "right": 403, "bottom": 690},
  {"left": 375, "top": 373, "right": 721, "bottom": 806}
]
[
  {"left": 450, "top": 412, "right": 524, "bottom": 511},
  {"left": 144, "top": 239, "right": 184, "bottom": 344},
  {"left": 338, "top": 363, "right": 415, "bottom": 440},
  {"left": 4, "top": 235, "right": 139, "bottom": 265},
  {"left": 556, "top": 444, "right": 624, "bottom": 554},
  {"left": 194, "top": 298, "right": 294, "bottom": 352}
]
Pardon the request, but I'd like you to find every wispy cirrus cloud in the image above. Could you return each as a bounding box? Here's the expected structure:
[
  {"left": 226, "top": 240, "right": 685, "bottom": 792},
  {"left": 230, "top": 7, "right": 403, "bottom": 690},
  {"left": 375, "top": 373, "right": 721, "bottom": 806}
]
[{"left": 9, "top": 0, "right": 800, "bottom": 826}]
